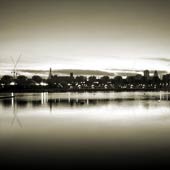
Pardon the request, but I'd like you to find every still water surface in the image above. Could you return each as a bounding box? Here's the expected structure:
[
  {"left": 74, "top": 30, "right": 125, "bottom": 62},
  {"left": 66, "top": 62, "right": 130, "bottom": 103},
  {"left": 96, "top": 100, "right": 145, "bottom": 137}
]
[
  {"left": 1, "top": 92, "right": 170, "bottom": 166},
  {"left": 0, "top": 92, "right": 170, "bottom": 129}
]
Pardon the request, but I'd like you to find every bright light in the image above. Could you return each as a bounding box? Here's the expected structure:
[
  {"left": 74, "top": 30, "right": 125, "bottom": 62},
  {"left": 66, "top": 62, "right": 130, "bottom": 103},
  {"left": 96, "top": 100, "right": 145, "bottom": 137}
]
[{"left": 40, "top": 82, "right": 48, "bottom": 86}]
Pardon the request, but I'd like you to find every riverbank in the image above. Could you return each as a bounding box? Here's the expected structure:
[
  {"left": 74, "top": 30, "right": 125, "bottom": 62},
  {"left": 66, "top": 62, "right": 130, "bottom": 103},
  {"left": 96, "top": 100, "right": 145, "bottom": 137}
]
[{"left": 0, "top": 87, "right": 168, "bottom": 93}]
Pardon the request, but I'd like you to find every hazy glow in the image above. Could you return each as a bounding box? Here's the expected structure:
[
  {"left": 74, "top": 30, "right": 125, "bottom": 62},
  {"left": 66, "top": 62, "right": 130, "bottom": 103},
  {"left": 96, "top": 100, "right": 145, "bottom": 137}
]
[{"left": 0, "top": 0, "right": 170, "bottom": 71}]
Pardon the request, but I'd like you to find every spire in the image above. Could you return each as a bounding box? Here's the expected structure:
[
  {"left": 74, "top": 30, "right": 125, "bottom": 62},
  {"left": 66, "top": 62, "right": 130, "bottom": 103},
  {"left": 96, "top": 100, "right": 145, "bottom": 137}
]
[{"left": 48, "top": 68, "right": 53, "bottom": 79}]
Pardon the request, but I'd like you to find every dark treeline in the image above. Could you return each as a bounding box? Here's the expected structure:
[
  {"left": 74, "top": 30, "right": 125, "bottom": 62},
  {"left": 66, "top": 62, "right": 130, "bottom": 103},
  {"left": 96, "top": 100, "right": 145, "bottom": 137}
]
[{"left": 1, "top": 70, "right": 170, "bottom": 92}]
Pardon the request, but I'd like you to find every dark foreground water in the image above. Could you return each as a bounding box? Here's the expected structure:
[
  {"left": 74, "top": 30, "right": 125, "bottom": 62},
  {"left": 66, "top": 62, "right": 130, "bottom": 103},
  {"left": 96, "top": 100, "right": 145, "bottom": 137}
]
[{"left": 1, "top": 92, "right": 170, "bottom": 169}]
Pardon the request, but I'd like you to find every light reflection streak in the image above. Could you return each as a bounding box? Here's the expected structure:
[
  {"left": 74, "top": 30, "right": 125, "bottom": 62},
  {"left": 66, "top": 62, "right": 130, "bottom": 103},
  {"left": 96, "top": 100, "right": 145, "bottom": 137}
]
[{"left": 10, "top": 95, "right": 23, "bottom": 128}]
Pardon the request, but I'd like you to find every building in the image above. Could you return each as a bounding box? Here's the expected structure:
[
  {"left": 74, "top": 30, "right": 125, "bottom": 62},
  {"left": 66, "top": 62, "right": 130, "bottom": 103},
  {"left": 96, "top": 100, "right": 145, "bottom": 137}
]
[
  {"left": 144, "top": 70, "right": 150, "bottom": 79},
  {"left": 48, "top": 68, "right": 53, "bottom": 79},
  {"left": 70, "top": 72, "right": 74, "bottom": 78},
  {"left": 154, "top": 70, "right": 159, "bottom": 78}
]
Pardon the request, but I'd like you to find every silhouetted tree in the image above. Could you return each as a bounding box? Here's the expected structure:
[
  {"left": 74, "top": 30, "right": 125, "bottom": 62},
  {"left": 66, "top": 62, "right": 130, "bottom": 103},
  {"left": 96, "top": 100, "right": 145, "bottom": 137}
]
[
  {"left": 126, "top": 76, "right": 135, "bottom": 85},
  {"left": 75, "top": 76, "right": 86, "bottom": 83},
  {"left": 113, "top": 76, "right": 123, "bottom": 88},
  {"left": 100, "top": 76, "right": 110, "bottom": 84},
  {"left": 16, "top": 75, "right": 28, "bottom": 86},
  {"left": 32, "top": 75, "right": 42, "bottom": 84},
  {"left": 88, "top": 76, "right": 97, "bottom": 83},
  {"left": 27, "top": 79, "right": 36, "bottom": 86},
  {"left": 1, "top": 75, "right": 13, "bottom": 85}
]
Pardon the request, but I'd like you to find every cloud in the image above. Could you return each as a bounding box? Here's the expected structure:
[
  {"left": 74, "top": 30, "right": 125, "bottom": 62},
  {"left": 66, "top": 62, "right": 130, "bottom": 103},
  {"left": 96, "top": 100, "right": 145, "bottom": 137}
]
[{"left": 143, "top": 57, "right": 170, "bottom": 62}]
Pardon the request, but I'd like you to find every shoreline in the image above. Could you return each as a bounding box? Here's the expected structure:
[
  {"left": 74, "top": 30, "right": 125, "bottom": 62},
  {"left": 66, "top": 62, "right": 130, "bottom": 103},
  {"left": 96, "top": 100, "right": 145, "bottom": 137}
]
[{"left": 0, "top": 88, "right": 169, "bottom": 93}]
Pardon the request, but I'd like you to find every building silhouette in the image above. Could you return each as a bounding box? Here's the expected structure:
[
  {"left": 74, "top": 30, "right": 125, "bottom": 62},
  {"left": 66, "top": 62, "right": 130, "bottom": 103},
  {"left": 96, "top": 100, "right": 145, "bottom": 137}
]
[
  {"left": 154, "top": 70, "right": 158, "bottom": 78},
  {"left": 70, "top": 72, "right": 74, "bottom": 78},
  {"left": 48, "top": 68, "right": 53, "bottom": 79},
  {"left": 144, "top": 70, "right": 150, "bottom": 79},
  {"left": 2, "top": 69, "right": 170, "bottom": 92}
]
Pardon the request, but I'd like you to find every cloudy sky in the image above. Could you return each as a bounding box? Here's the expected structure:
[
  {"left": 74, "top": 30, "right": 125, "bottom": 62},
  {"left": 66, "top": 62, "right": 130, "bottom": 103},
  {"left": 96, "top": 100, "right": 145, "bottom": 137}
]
[{"left": 0, "top": 0, "right": 170, "bottom": 71}]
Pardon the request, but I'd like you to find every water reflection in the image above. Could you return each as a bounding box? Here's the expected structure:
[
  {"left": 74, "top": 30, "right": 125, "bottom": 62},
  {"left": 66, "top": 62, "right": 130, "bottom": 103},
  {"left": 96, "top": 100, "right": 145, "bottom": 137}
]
[
  {"left": 1, "top": 92, "right": 170, "bottom": 168},
  {"left": 1, "top": 99, "right": 12, "bottom": 107},
  {"left": 16, "top": 100, "right": 28, "bottom": 107},
  {"left": 0, "top": 92, "right": 170, "bottom": 109},
  {"left": 11, "top": 102, "right": 22, "bottom": 128},
  {"left": 0, "top": 92, "right": 170, "bottom": 128},
  {"left": 9, "top": 97, "right": 23, "bottom": 128},
  {"left": 32, "top": 100, "right": 41, "bottom": 107}
]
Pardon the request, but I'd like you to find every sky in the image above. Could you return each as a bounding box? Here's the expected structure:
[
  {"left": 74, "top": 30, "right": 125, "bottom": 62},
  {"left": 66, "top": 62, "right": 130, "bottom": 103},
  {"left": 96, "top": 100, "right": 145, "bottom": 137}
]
[{"left": 0, "top": 0, "right": 170, "bottom": 71}]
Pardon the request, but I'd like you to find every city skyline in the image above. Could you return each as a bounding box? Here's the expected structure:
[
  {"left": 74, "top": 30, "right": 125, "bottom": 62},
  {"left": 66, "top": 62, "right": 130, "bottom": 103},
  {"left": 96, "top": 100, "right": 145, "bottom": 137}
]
[
  {"left": 0, "top": 0, "right": 170, "bottom": 71},
  {"left": 1, "top": 1, "right": 170, "bottom": 167}
]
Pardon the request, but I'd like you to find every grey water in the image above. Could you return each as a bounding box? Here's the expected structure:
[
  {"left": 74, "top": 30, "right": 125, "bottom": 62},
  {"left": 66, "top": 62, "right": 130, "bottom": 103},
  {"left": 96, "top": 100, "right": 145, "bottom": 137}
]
[{"left": 1, "top": 92, "right": 170, "bottom": 168}]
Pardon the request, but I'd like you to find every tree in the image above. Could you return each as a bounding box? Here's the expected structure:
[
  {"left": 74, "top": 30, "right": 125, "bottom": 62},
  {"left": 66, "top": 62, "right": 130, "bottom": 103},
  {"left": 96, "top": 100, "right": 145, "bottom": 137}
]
[
  {"left": 32, "top": 75, "right": 42, "bottom": 84},
  {"left": 113, "top": 76, "right": 123, "bottom": 88},
  {"left": 1, "top": 75, "right": 13, "bottom": 85},
  {"left": 88, "top": 76, "right": 97, "bottom": 83},
  {"left": 100, "top": 76, "right": 110, "bottom": 84},
  {"left": 114, "top": 76, "right": 123, "bottom": 84},
  {"left": 75, "top": 76, "right": 87, "bottom": 83},
  {"left": 16, "top": 75, "right": 28, "bottom": 86},
  {"left": 126, "top": 76, "right": 135, "bottom": 85}
]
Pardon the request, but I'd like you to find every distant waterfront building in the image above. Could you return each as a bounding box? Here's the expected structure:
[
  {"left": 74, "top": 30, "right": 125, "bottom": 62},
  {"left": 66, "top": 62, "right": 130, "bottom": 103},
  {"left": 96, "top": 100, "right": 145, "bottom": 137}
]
[
  {"left": 154, "top": 70, "right": 159, "bottom": 78},
  {"left": 48, "top": 68, "right": 53, "bottom": 79},
  {"left": 162, "top": 74, "right": 170, "bottom": 82},
  {"left": 144, "top": 70, "right": 150, "bottom": 79},
  {"left": 70, "top": 72, "right": 74, "bottom": 78}
]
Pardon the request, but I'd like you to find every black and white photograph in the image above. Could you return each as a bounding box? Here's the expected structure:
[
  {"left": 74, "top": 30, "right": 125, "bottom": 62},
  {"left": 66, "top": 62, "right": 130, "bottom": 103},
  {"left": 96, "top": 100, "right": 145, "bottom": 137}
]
[{"left": 0, "top": 0, "right": 170, "bottom": 169}]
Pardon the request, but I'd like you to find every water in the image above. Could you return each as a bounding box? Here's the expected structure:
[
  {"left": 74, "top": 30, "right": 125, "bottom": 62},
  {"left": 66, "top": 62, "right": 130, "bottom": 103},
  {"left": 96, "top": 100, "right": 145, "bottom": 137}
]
[{"left": 1, "top": 92, "right": 170, "bottom": 168}]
